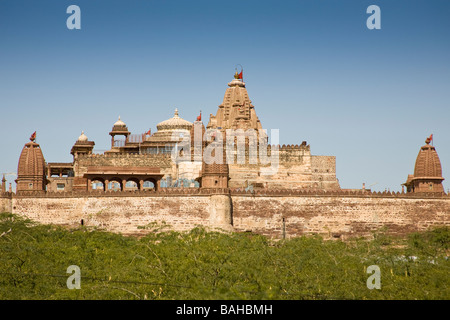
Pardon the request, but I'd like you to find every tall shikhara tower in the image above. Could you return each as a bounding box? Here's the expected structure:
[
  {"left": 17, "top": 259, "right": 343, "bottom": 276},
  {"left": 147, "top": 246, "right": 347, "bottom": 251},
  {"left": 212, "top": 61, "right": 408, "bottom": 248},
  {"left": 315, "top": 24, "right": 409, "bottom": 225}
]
[
  {"left": 203, "top": 71, "right": 341, "bottom": 191},
  {"left": 404, "top": 136, "right": 445, "bottom": 193},
  {"left": 16, "top": 133, "right": 47, "bottom": 193},
  {"left": 207, "top": 71, "right": 263, "bottom": 132}
]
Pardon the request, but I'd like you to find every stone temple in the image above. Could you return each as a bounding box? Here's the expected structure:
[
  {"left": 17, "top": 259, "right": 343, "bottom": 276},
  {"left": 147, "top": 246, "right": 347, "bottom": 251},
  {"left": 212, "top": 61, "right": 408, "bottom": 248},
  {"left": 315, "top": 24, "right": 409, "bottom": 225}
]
[
  {"left": 15, "top": 71, "right": 341, "bottom": 194},
  {"left": 1, "top": 71, "right": 448, "bottom": 239}
]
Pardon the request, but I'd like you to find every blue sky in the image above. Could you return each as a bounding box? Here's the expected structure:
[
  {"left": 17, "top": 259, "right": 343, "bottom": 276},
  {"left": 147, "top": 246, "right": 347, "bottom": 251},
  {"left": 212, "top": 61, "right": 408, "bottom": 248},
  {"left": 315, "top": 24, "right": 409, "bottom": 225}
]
[{"left": 0, "top": 0, "right": 449, "bottom": 192}]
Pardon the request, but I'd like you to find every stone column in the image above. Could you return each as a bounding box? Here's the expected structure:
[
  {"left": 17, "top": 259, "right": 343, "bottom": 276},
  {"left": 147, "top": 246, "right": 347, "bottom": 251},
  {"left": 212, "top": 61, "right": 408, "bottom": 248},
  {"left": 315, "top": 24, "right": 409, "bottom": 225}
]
[
  {"left": 122, "top": 179, "right": 127, "bottom": 191},
  {"left": 104, "top": 179, "right": 109, "bottom": 191},
  {"left": 139, "top": 179, "right": 144, "bottom": 190}
]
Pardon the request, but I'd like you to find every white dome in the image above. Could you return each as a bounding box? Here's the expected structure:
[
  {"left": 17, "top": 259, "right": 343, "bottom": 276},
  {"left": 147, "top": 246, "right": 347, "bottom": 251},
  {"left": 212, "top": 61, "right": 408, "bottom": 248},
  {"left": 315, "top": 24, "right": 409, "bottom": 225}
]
[
  {"left": 156, "top": 109, "right": 192, "bottom": 131},
  {"left": 78, "top": 131, "right": 88, "bottom": 142},
  {"left": 114, "top": 116, "right": 126, "bottom": 127}
]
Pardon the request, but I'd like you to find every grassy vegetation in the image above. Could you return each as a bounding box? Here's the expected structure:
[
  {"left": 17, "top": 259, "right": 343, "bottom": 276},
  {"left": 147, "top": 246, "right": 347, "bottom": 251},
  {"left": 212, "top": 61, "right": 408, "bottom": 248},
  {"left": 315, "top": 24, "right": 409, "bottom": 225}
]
[{"left": 0, "top": 212, "right": 448, "bottom": 300}]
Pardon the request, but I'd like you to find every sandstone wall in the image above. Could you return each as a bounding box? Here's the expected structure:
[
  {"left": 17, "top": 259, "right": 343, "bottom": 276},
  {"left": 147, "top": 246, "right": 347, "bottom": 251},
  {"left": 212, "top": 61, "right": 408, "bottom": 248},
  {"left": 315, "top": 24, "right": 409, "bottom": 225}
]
[
  {"left": 74, "top": 153, "right": 174, "bottom": 178},
  {"left": 12, "top": 194, "right": 210, "bottom": 236},
  {"left": 8, "top": 191, "right": 450, "bottom": 239},
  {"left": 226, "top": 146, "right": 339, "bottom": 190},
  {"left": 0, "top": 194, "right": 12, "bottom": 213},
  {"left": 311, "top": 155, "right": 340, "bottom": 189},
  {"left": 231, "top": 194, "right": 450, "bottom": 239}
]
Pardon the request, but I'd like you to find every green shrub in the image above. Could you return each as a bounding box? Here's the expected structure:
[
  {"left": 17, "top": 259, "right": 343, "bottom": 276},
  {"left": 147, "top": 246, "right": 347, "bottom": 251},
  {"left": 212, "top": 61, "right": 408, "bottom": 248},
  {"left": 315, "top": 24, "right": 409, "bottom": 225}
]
[{"left": 0, "top": 213, "right": 448, "bottom": 300}]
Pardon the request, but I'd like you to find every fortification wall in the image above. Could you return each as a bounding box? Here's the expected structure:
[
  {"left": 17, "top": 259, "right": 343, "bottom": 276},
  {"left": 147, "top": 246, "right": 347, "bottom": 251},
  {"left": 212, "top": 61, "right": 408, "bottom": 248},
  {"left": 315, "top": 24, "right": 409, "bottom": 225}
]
[
  {"left": 231, "top": 193, "right": 450, "bottom": 239},
  {"left": 311, "top": 155, "right": 340, "bottom": 190},
  {"left": 12, "top": 192, "right": 211, "bottom": 236},
  {"left": 0, "top": 193, "right": 12, "bottom": 213},
  {"left": 8, "top": 189, "right": 450, "bottom": 239}
]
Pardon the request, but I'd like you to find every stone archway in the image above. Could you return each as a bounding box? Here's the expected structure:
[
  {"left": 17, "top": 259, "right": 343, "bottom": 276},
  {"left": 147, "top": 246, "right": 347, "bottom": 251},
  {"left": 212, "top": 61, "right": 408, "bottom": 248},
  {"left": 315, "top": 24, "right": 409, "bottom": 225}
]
[
  {"left": 125, "top": 177, "right": 140, "bottom": 191},
  {"left": 142, "top": 178, "right": 157, "bottom": 191},
  {"left": 108, "top": 177, "right": 123, "bottom": 191},
  {"left": 90, "top": 177, "right": 105, "bottom": 191}
]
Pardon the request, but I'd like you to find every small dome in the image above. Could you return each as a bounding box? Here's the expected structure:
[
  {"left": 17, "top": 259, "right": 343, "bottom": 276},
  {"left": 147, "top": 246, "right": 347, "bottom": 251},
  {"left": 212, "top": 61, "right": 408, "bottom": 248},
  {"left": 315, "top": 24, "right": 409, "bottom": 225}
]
[
  {"left": 114, "top": 116, "right": 126, "bottom": 127},
  {"left": 111, "top": 116, "right": 129, "bottom": 134},
  {"left": 78, "top": 131, "right": 88, "bottom": 142},
  {"left": 156, "top": 109, "right": 193, "bottom": 131}
]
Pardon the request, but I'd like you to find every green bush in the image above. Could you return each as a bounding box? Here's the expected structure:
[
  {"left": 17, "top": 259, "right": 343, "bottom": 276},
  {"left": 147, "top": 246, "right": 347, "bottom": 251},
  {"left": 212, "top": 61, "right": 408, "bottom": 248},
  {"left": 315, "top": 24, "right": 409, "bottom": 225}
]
[{"left": 0, "top": 213, "right": 448, "bottom": 300}]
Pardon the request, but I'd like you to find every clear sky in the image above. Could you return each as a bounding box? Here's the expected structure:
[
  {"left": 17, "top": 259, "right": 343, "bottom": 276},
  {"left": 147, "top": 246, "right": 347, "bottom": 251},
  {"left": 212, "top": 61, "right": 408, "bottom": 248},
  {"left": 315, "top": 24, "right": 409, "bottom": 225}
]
[{"left": 0, "top": 0, "right": 449, "bottom": 192}]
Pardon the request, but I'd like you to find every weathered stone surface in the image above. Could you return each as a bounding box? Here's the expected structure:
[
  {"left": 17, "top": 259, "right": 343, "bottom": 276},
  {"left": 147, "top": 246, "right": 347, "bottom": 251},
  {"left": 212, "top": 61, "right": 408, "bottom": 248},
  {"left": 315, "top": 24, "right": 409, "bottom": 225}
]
[
  {"left": 231, "top": 195, "right": 450, "bottom": 239},
  {"left": 5, "top": 192, "right": 449, "bottom": 239},
  {"left": 11, "top": 195, "right": 210, "bottom": 236}
]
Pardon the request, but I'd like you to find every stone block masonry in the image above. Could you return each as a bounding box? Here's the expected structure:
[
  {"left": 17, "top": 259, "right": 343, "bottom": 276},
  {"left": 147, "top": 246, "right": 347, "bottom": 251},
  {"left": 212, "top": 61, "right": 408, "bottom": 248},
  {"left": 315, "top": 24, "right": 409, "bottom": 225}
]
[
  {"left": 231, "top": 194, "right": 450, "bottom": 239},
  {"left": 6, "top": 190, "right": 450, "bottom": 239},
  {"left": 11, "top": 194, "right": 211, "bottom": 236},
  {"left": 0, "top": 193, "right": 12, "bottom": 213}
]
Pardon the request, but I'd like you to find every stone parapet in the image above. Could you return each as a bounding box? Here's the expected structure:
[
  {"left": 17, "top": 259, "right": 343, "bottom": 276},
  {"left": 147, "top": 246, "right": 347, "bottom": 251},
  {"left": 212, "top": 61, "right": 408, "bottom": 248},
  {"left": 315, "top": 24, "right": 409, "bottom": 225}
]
[{"left": 9, "top": 188, "right": 450, "bottom": 199}]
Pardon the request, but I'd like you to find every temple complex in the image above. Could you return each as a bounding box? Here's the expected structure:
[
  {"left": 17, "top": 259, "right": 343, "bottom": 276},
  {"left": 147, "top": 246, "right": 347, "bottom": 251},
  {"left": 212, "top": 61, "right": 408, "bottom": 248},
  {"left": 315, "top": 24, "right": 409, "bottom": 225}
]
[
  {"left": 1, "top": 70, "right": 448, "bottom": 239},
  {"left": 14, "top": 71, "right": 342, "bottom": 194}
]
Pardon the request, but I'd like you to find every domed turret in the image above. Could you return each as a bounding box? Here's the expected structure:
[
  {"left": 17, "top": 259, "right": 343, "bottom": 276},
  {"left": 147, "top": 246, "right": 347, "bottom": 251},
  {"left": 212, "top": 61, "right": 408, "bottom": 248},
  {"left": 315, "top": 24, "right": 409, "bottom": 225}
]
[
  {"left": 71, "top": 131, "right": 95, "bottom": 157},
  {"left": 16, "top": 133, "right": 47, "bottom": 193},
  {"left": 109, "top": 116, "right": 130, "bottom": 149},
  {"left": 77, "top": 131, "right": 88, "bottom": 142},
  {"left": 404, "top": 135, "right": 445, "bottom": 193},
  {"left": 113, "top": 116, "right": 127, "bottom": 128}
]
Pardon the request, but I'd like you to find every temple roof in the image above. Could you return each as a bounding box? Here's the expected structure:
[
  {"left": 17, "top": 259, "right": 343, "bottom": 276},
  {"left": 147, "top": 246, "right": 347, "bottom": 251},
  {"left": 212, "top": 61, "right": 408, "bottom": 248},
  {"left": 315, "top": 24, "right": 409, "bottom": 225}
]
[
  {"left": 207, "top": 72, "right": 262, "bottom": 131},
  {"left": 156, "top": 109, "right": 192, "bottom": 132},
  {"left": 413, "top": 141, "right": 443, "bottom": 178},
  {"left": 110, "top": 116, "right": 130, "bottom": 136},
  {"left": 17, "top": 141, "right": 46, "bottom": 178},
  {"left": 114, "top": 116, "right": 126, "bottom": 127}
]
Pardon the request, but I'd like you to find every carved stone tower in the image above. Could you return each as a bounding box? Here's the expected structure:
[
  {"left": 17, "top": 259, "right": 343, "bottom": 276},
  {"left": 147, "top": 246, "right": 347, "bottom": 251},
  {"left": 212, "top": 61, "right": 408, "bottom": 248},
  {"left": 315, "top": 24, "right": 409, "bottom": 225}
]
[
  {"left": 404, "top": 136, "right": 445, "bottom": 193},
  {"left": 16, "top": 133, "right": 47, "bottom": 193},
  {"left": 207, "top": 71, "right": 263, "bottom": 132}
]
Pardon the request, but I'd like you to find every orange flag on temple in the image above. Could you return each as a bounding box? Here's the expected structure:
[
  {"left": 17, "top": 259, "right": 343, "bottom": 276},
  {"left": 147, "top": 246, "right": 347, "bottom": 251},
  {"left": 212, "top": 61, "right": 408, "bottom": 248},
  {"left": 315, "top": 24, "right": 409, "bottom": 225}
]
[
  {"left": 428, "top": 134, "right": 433, "bottom": 141},
  {"left": 238, "top": 71, "right": 243, "bottom": 80},
  {"left": 145, "top": 129, "right": 151, "bottom": 135},
  {"left": 30, "top": 131, "right": 36, "bottom": 141}
]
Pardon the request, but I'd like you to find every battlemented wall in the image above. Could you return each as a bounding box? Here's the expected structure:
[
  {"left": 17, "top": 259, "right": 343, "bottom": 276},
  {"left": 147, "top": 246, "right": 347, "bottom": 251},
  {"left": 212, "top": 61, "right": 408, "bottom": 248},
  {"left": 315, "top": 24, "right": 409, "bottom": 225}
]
[
  {"left": 231, "top": 193, "right": 450, "bottom": 239},
  {"left": 6, "top": 190, "right": 450, "bottom": 239},
  {"left": 227, "top": 145, "right": 339, "bottom": 190},
  {"left": 11, "top": 192, "right": 211, "bottom": 236}
]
